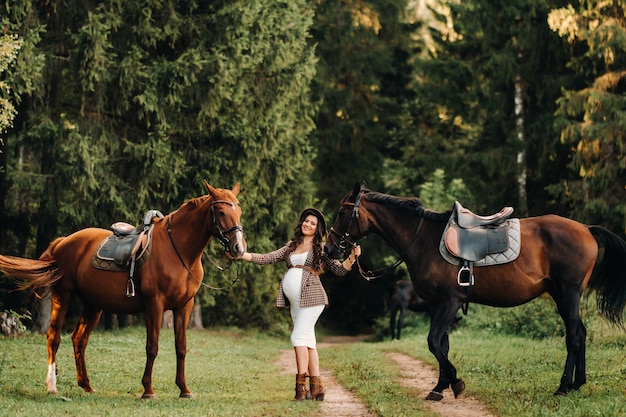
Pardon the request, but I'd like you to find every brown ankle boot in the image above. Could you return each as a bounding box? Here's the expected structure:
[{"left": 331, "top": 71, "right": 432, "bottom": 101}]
[
  {"left": 293, "top": 373, "right": 310, "bottom": 401},
  {"left": 310, "top": 375, "right": 325, "bottom": 401}
]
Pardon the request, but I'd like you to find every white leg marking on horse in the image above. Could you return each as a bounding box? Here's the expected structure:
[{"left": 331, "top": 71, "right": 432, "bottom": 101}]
[{"left": 46, "top": 363, "right": 57, "bottom": 394}]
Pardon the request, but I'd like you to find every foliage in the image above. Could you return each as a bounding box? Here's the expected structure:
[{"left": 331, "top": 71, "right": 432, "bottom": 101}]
[
  {"left": 369, "top": 290, "right": 616, "bottom": 342},
  {"left": 1, "top": 0, "right": 625, "bottom": 333},
  {"left": 418, "top": 168, "right": 475, "bottom": 211},
  {"left": 549, "top": 1, "right": 626, "bottom": 234},
  {"left": 0, "top": 34, "right": 22, "bottom": 135},
  {"left": 311, "top": 0, "right": 416, "bottom": 203},
  {"left": 1, "top": 0, "right": 319, "bottom": 330},
  {"left": 310, "top": 0, "right": 422, "bottom": 332},
  {"left": 0, "top": 309, "right": 30, "bottom": 335},
  {"left": 403, "top": 0, "right": 576, "bottom": 216}
]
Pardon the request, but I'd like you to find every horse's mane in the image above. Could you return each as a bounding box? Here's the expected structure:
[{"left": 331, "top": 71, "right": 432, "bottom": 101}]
[
  {"left": 169, "top": 195, "right": 211, "bottom": 216},
  {"left": 170, "top": 189, "right": 239, "bottom": 216},
  {"left": 363, "top": 190, "right": 452, "bottom": 222}
]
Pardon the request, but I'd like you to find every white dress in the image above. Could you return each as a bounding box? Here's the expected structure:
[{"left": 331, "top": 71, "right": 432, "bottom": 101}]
[{"left": 281, "top": 252, "right": 325, "bottom": 348}]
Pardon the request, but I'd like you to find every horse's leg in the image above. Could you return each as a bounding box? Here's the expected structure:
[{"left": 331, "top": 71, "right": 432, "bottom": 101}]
[
  {"left": 397, "top": 305, "right": 406, "bottom": 340},
  {"left": 425, "top": 302, "right": 464, "bottom": 401},
  {"left": 390, "top": 306, "right": 398, "bottom": 340},
  {"left": 141, "top": 302, "right": 164, "bottom": 399},
  {"left": 572, "top": 318, "right": 587, "bottom": 390},
  {"left": 71, "top": 304, "right": 103, "bottom": 392},
  {"left": 553, "top": 291, "right": 586, "bottom": 395},
  {"left": 46, "top": 290, "right": 71, "bottom": 394},
  {"left": 173, "top": 298, "right": 195, "bottom": 398}
]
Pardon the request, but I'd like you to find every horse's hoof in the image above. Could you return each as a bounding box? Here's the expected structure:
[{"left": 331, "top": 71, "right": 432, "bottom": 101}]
[
  {"left": 142, "top": 393, "right": 157, "bottom": 400},
  {"left": 180, "top": 392, "right": 194, "bottom": 399},
  {"left": 553, "top": 389, "right": 567, "bottom": 396},
  {"left": 425, "top": 391, "right": 444, "bottom": 401},
  {"left": 452, "top": 379, "right": 465, "bottom": 398}
]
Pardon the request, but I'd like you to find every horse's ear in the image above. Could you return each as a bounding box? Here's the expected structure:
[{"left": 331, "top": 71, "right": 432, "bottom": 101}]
[
  {"left": 204, "top": 180, "right": 216, "bottom": 195},
  {"left": 231, "top": 183, "right": 240, "bottom": 196}
]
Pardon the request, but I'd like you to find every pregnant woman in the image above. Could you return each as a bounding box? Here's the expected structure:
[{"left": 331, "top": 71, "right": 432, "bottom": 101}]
[{"left": 240, "top": 207, "right": 361, "bottom": 401}]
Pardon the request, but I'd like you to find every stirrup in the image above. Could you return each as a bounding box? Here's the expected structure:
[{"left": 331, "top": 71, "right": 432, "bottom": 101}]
[
  {"left": 457, "top": 265, "right": 474, "bottom": 287},
  {"left": 126, "top": 278, "right": 136, "bottom": 297}
]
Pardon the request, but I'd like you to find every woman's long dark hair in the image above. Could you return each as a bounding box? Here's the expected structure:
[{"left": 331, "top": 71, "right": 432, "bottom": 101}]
[{"left": 286, "top": 211, "right": 326, "bottom": 269}]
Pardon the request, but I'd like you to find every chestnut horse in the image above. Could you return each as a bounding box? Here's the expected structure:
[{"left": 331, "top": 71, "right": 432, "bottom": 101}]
[
  {"left": 326, "top": 183, "right": 626, "bottom": 400},
  {"left": 0, "top": 182, "right": 246, "bottom": 399}
]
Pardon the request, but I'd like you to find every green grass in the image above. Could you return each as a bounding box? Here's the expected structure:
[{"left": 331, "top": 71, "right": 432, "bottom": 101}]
[
  {"left": 323, "top": 312, "right": 626, "bottom": 417},
  {"left": 0, "top": 327, "right": 320, "bottom": 417},
  {"left": 0, "top": 321, "right": 624, "bottom": 417}
]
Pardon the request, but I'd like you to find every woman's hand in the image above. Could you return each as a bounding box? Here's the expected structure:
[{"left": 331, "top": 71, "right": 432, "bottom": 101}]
[{"left": 343, "top": 245, "right": 361, "bottom": 270}]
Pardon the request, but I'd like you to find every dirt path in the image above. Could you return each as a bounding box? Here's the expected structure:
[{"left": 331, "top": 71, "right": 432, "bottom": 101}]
[
  {"left": 275, "top": 336, "right": 495, "bottom": 417},
  {"left": 275, "top": 338, "right": 376, "bottom": 417},
  {"left": 386, "top": 352, "right": 496, "bottom": 417}
]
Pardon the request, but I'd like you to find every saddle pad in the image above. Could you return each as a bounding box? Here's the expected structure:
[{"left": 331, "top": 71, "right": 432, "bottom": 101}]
[
  {"left": 439, "top": 218, "right": 521, "bottom": 266},
  {"left": 91, "top": 236, "right": 153, "bottom": 272}
]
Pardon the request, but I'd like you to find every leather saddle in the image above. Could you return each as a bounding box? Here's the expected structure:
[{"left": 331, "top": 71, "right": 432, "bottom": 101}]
[
  {"left": 92, "top": 210, "right": 164, "bottom": 296},
  {"left": 444, "top": 201, "right": 514, "bottom": 262},
  {"left": 439, "top": 202, "right": 520, "bottom": 287}
]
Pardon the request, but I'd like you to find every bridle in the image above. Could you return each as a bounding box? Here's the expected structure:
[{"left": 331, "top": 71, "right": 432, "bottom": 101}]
[
  {"left": 167, "top": 198, "right": 244, "bottom": 290},
  {"left": 329, "top": 188, "right": 424, "bottom": 281},
  {"left": 329, "top": 187, "right": 364, "bottom": 254},
  {"left": 210, "top": 200, "right": 244, "bottom": 253}
]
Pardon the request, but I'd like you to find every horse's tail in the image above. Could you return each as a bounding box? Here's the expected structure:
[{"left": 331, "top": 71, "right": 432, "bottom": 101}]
[
  {"left": 588, "top": 226, "right": 626, "bottom": 326},
  {"left": 0, "top": 237, "right": 64, "bottom": 292}
]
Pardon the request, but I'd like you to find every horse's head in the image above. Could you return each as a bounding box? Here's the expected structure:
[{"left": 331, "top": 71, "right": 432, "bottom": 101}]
[
  {"left": 205, "top": 181, "right": 247, "bottom": 259},
  {"left": 325, "top": 181, "right": 368, "bottom": 259}
]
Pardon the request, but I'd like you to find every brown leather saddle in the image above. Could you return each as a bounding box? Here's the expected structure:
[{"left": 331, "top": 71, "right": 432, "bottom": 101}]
[
  {"left": 92, "top": 210, "right": 163, "bottom": 296},
  {"left": 440, "top": 202, "right": 518, "bottom": 287}
]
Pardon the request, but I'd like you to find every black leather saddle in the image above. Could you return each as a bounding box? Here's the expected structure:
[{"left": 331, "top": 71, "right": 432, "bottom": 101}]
[{"left": 92, "top": 210, "right": 164, "bottom": 296}]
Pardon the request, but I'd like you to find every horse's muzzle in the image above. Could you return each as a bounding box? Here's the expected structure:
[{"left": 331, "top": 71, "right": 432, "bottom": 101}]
[
  {"left": 229, "top": 230, "right": 246, "bottom": 259},
  {"left": 324, "top": 243, "right": 344, "bottom": 260}
]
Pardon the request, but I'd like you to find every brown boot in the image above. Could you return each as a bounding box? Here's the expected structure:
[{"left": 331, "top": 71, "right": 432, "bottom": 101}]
[
  {"left": 310, "top": 375, "right": 325, "bottom": 401},
  {"left": 293, "top": 373, "right": 310, "bottom": 401}
]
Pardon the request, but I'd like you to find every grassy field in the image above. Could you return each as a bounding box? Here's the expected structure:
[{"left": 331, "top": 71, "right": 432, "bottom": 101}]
[
  {"left": 0, "top": 327, "right": 320, "bottom": 417},
  {"left": 0, "top": 319, "right": 624, "bottom": 417},
  {"left": 325, "top": 329, "right": 626, "bottom": 417}
]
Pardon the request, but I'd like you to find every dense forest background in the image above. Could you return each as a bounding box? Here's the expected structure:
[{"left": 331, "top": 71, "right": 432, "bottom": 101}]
[{"left": 1, "top": 0, "right": 624, "bottom": 334}]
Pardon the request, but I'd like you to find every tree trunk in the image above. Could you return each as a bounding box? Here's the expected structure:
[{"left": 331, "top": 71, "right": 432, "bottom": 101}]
[
  {"left": 514, "top": 74, "right": 528, "bottom": 215},
  {"left": 31, "top": 287, "right": 51, "bottom": 334},
  {"left": 189, "top": 302, "right": 203, "bottom": 330},
  {"left": 162, "top": 310, "right": 173, "bottom": 328},
  {"left": 162, "top": 302, "right": 203, "bottom": 329}
]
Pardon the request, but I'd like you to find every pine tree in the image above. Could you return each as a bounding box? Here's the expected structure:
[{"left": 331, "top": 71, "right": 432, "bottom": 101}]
[
  {"left": 1, "top": 0, "right": 319, "bottom": 329},
  {"left": 549, "top": 1, "right": 626, "bottom": 234}
]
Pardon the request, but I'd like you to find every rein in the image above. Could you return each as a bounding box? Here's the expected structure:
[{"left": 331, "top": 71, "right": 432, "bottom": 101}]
[
  {"left": 331, "top": 188, "right": 425, "bottom": 281},
  {"left": 354, "top": 217, "right": 425, "bottom": 281},
  {"left": 165, "top": 199, "right": 242, "bottom": 291}
]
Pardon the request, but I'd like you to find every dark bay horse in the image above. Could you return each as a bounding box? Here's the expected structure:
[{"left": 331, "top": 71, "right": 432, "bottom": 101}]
[
  {"left": 326, "top": 183, "right": 626, "bottom": 400},
  {"left": 389, "top": 280, "right": 429, "bottom": 340},
  {"left": 0, "top": 182, "right": 246, "bottom": 399},
  {"left": 388, "top": 280, "right": 460, "bottom": 340}
]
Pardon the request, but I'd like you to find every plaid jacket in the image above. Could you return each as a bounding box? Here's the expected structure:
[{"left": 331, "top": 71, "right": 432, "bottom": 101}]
[{"left": 249, "top": 244, "right": 350, "bottom": 307}]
